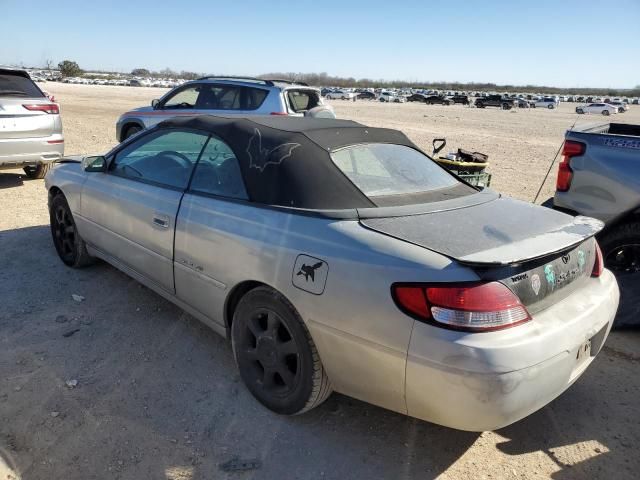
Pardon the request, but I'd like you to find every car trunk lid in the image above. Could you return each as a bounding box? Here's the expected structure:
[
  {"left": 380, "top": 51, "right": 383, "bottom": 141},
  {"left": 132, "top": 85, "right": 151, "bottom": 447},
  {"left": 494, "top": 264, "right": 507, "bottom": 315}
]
[{"left": 360, "top": 195, "right": 603, "bottom": 310}]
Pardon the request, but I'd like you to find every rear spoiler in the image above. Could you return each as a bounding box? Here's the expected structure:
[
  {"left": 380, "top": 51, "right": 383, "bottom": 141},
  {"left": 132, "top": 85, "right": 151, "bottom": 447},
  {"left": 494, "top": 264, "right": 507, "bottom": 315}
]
[{"left": 456, "top": 216, "right": 604, "bottom": 266}]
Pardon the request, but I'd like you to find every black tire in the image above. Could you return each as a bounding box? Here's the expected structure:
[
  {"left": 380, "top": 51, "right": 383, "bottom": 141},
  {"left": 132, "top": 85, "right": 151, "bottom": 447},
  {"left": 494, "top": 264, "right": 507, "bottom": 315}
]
[
  {"left": 602, "top": 109, "right": 610, "bottom": 116},
  {"left": 49, "top": 193, "right": 95, "bottom": 268},
  {"left": 24, "top": 163, "right": 53, "bottom": 179},
  {"left": 231, "top": 286, "right": 332, "bottom": 415},
  {"left": 548, "top": 104, "right": 554, "bottom": 109},
  {"left": 341, "top": 96, "right": 346, "bottom": 100},
  {"left": 577, "top": 109, "right": 584, "bottom": 114},
  {"left": 123, "top": 124, "right": 143, "bottom": 141},
  {"left": 599, "top": 222, "right": 640, "bottom": 328}
]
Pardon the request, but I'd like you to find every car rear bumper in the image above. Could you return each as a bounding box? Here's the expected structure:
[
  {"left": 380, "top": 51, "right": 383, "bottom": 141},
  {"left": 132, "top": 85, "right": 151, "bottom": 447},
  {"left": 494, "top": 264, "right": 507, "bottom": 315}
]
[
  {"left": 0, "top": 133, "right": 64, "bottom": 168},
  {"left": 405, "top": 269, "right": 619, "bottom": 431}
]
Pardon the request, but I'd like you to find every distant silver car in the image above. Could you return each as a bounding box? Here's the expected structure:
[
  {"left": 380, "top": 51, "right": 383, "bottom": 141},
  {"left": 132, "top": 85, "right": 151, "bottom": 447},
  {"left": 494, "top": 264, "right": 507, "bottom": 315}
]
[
  {"left": 46, "top": 116, "right": 618, "bottom": 431},
  {"left": 0, "top": 68, "right": 63, "bottom": 178},
  {"left": 115, "top": 77, "right": 334, "bottom": 142}
]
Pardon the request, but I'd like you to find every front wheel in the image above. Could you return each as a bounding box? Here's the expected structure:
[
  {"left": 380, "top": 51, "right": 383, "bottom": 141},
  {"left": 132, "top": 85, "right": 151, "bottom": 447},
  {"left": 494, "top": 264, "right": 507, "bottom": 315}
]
[
  {"left": 231, "top": 287, "right": 332, "bottom": 415},
  {"left": 577, "top": 109, "right": 584, "bottom": 114},
  {"left": 548, "top": 104, "right": 554, "bottom": 109},
  {"left": 602, "top": 110, "right": 610, "bottom": 116},
  {"left": 123, "top": 124, "right": 143, "bottom": 140},
  {"left": 24, "top": 163, "right": 53, "bottom": 179},
  {"left": 49, "top": 194, "right": 96, "bottom": 268}
]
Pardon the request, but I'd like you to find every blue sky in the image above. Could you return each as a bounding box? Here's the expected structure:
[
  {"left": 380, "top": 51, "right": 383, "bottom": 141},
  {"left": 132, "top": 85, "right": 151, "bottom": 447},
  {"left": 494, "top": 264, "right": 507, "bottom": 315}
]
[{"left": 1, "top": 0, "right": 639, "bottom": 88}]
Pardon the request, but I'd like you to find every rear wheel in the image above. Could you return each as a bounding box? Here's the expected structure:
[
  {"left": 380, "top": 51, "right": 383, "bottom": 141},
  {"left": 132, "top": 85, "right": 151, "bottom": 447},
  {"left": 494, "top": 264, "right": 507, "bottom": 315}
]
[
  {"left": 49, "top": 194, "right": 95, "bottom": 268},
  {"left": 231, "top": 286, "right": 332, "bottom": 415},
  {"left": 548, "top": 104, "right": 554, "bottom": 109},
  {"left": 600, "top": 222, "right": 640, "bottom": 328},
  {"left": 577, "top": 109, "right": 584, "bottom": 114},
  {"left": 24, "top": 163, "right": 53, "bottom": 179}
]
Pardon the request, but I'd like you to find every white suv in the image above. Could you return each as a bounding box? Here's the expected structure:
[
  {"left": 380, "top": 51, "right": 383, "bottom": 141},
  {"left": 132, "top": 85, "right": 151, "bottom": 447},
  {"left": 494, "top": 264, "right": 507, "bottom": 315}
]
[
  {"left": 0, "top": 68, "right": 64, "bottom": 178},
  {"left": 116, "top": 77, "right": 334, "bottom": 142}
]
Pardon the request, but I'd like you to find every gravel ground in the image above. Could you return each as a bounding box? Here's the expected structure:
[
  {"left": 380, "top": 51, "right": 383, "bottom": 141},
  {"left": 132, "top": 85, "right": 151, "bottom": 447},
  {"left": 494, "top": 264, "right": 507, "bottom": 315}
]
[{"left": 0, "top": 83, "right": 639, "bottom": 480}]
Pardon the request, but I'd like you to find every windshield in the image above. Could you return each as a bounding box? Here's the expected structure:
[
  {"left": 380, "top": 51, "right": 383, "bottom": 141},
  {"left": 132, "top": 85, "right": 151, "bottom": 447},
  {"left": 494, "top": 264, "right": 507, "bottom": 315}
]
[{"left": 330, "top": 143, "right": 459, "bottom": 198}]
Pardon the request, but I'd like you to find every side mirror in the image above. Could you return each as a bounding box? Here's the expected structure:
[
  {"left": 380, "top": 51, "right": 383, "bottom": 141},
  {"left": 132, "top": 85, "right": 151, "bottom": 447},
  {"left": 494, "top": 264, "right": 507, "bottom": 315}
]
[
  {"left": 151, "top": 99, "right": 160, "bottom": 108},
  {"left": 432, "top": 138, "right": 447, "bottom": 156},
  {"left": 83, "top": 155, "right": 107, "bottom": 172}
]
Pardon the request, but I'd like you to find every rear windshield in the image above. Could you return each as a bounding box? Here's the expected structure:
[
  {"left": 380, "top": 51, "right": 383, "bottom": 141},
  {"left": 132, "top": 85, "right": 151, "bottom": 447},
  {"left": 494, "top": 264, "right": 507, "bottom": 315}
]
[
  {"left": 287, "top": 89, "right": 321, "bottom": 113},
  {"left": 0, "top": 73, "right": 44, "bottom": 98},
  {"left": 330, "top": 144, "right": 459, "bottom": 198}
]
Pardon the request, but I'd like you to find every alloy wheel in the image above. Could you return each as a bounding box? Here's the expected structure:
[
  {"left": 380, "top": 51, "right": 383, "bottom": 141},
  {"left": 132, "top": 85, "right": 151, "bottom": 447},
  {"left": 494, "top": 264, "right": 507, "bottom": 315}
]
[
  {"left": 53, "top": 205, "right": 76, "bottom": 262},
  {"left": 237, "top": 308, "right": 300, "bottom": 396},
  {"left": 606, "top": 244, "right": 640, "bottom": 274}
]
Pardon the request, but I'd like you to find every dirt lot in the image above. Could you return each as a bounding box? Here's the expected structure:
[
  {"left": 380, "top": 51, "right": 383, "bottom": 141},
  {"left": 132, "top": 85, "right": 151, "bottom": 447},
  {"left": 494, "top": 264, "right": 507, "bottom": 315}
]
[{"left": 1, "top": 83, "right": 639, "bottom": 479}]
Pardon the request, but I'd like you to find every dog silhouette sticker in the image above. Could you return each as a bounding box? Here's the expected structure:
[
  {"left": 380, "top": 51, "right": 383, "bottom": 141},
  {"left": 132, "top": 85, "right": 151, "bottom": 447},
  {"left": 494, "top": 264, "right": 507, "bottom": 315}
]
[{"left": 292, "top": 255, "right": 328, "bottom": 295}]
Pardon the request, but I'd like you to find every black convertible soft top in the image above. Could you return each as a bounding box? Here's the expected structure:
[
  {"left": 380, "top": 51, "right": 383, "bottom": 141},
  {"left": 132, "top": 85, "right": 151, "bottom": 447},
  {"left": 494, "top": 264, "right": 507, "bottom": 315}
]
[{"left": 158, "top": 115, "right": 469, "bottom": 210}]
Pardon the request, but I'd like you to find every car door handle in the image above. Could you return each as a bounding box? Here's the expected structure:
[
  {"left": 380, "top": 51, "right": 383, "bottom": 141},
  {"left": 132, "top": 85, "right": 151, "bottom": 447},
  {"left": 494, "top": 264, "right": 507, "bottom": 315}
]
[{"left": 152, "top": 214, "right": 170, "bottom": 228}]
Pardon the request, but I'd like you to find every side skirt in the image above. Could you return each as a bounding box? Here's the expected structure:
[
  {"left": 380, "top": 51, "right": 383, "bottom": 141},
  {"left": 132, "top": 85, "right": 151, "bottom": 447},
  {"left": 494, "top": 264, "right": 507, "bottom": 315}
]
[{"left": 87, "top": 244, "right": 229, "bottom": 339}]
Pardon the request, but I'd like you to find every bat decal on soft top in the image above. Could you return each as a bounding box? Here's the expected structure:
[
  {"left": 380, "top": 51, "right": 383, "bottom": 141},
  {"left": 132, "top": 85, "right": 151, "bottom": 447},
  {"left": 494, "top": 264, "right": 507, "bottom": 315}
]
[{"left": 246, "top": 128, "right": 300, "bottom": 172}]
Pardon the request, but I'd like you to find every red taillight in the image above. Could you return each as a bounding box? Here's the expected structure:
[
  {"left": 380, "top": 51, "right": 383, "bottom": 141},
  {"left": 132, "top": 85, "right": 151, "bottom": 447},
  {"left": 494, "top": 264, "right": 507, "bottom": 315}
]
[
  {"left": 556, "top": 140, "right": 585, "bottom": 192},
  {"left": 23, "top": 103, "right": 59, "bottom": 114},
  {"left": 270, "top": 111, "right": 288, "bottom": 115},
  {"left": 393, "top": 286, "right": 428, "bottom": 318},
  {"left": 592, "top": 242, "right": 604, "bottom": 277},
  {"left": 392, "top": 282, "right": 531, "bottom": 332}
]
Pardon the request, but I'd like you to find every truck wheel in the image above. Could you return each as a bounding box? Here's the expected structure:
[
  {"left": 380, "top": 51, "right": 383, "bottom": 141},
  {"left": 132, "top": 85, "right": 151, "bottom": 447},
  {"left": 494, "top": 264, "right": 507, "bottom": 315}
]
[
  {"left": 231, "top": 286, "right": 332, "bottom": 415},
  {"left": 24, "top": 163, "right": 53, "bottom": 179},
  {"left": 599, "top": 222, "right": 640, "bottom": 328},
  {"left": 49, "top": 193, "right": 96, "bottom": 268}
]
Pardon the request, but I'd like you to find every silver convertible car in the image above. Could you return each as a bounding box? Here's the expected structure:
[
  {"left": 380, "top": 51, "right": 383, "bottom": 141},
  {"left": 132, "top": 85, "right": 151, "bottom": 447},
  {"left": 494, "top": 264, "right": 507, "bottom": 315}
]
[{"left": 45, "top": 116, "right": 619, "bottom": 431}]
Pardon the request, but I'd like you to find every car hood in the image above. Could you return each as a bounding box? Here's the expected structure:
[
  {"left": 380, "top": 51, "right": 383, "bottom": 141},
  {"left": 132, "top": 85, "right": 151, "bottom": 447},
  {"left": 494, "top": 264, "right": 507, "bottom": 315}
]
[
  {"left": 59, "top": 155, "right": 86, "bottom": 163},
  {"left": 360, "top": 195, "right": 604, "bottom": 266},
  {"left": 127, "top": 106, "right": 154, "bottom": 113}
]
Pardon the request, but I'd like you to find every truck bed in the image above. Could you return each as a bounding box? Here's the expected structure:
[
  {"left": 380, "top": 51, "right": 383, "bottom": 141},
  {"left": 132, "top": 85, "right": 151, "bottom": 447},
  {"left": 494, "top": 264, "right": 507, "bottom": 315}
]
[{"left": 573, "top": 122, "right": 640, "bottom": 137}]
